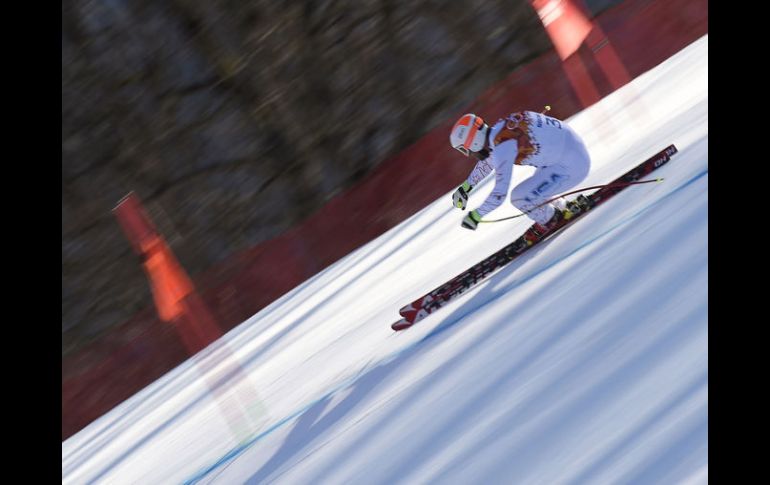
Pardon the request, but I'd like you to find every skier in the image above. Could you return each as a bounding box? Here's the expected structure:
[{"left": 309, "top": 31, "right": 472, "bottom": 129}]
[{"left": 449, "top": 110, "right": 592, "bottom": 240}]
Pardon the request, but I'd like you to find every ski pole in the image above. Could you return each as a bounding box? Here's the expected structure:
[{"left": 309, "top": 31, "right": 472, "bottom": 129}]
[{"left": 478, "top": 178, "right": 663, "bottom": 224}]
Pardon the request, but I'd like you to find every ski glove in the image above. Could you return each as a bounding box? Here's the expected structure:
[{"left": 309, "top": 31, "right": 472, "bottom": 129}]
[
  {"left": 452, "top": 181, "right": 473, "bottom": 210},
  {"left": 461, "top": 210, "right": 482, "bottom": 230}
]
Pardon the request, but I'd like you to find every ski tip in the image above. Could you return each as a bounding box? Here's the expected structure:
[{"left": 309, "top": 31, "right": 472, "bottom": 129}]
[{"left": 391, "top": 319, "right": 414, "bottom": 332}]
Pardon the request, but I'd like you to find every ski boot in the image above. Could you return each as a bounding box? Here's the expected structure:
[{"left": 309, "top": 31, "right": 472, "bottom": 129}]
[
  {"left": 565, "top": 194, "right": 592, "bottom": 216},
  {"left": 524, "top": 208, "right": 565, "bottom": 246}
]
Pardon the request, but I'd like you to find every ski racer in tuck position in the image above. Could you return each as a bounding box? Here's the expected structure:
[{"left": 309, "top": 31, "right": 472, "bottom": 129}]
[{"left": 449, "top": 110, "right": 592, "bottom": 241}]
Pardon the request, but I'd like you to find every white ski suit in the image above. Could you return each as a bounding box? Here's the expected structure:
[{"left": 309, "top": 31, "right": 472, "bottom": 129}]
[{"left": 464, "top": 111, "right": 591, "bottom": 225}]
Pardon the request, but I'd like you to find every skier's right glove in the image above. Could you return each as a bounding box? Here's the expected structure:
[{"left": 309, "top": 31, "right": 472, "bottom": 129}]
[
  {"left": 461, "top": 210, "right": 482, "bottom": 230},
  {"left": 452, "top": 181, "right": 473, "bottom": 210}
]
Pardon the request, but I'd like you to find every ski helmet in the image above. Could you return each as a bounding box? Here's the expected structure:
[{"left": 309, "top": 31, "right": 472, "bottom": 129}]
[{"left": 450, "top": 114, "right": 488, "bottom": 156}]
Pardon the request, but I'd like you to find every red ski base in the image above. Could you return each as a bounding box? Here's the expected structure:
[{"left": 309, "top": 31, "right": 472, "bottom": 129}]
[{"left": 391, "top": 319, "right": 414, "bottom": 331}]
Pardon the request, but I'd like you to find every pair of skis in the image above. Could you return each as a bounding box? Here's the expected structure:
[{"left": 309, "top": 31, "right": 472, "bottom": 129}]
[{"left": 391, "top": 144, "right": 678, "bottom": 331}]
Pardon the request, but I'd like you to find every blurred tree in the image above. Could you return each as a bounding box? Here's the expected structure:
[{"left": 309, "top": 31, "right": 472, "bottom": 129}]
[{"left": 62, "top": 0, "right": 555, "bottom": 356}]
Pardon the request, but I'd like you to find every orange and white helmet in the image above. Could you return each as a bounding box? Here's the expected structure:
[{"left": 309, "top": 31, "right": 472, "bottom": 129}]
[{"left": 450, "top": 113, "right": 488, "bottom": 156}]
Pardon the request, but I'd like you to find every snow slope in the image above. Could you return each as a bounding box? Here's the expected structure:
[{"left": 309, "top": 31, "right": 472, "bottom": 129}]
[{"left": 62, "top": 35, "right": 708, "bottom": 485}]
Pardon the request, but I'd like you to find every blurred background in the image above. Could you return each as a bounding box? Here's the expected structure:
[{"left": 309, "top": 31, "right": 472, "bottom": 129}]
[{"left": 62, "top": 0, "right": 701, "bottom": 440}]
